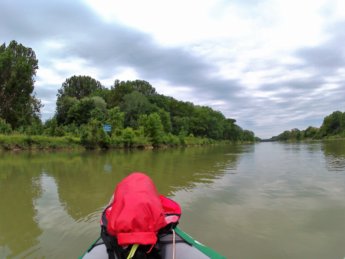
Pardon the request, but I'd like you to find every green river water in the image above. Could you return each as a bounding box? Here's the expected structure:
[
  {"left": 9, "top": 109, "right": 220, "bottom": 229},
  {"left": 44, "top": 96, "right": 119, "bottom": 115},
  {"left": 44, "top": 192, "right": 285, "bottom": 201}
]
[{"left": 0, "top": 141, "right": 345, "bottom": 259}]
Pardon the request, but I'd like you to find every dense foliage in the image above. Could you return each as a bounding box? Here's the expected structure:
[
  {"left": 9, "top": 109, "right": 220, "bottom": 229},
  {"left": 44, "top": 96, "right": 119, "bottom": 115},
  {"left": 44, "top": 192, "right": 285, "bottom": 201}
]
[
  {"left": 51, "top": 76, "right": 256, "bottom": 148},
  {"left": 0, "top": 40, "right": 256, "bottom": 149},
  {"left": 271, "top": 111, "right": 345, "bottom": 141},
  {"left": 0, "top": 40, "right": 42, "bottom": 129}
]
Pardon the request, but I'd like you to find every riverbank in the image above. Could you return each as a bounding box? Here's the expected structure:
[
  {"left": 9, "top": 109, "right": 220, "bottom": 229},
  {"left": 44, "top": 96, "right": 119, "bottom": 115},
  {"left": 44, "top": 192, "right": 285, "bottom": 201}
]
[
  {"left": 0, "top": 134, "right": 81, "bottom": 151},
  {"left": 0, "top": 134, "right": 230, "bottom": 151}
]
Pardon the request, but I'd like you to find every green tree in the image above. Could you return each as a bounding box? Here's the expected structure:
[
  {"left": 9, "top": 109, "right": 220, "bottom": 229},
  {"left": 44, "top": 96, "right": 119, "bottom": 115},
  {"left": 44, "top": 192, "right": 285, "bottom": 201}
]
[
  {"left": 190, "top": 106, "right": 225, "bottom": 139},
  {"left": 55, "top": 76, "right": 105, "bottom": 125},
  {"left": 107, "top": 107, "right": 124, "bottom": 133},
  {"left": 89, "top": 96, "right": 107, "bottom": 122},
  {"left": 0, "top": 118, "right": 12, "bottom": 134},
  {"left": 66, "top": 98, "right": 95, "bottom": 126},
  {"left": 122, "top": 127, "right": 136, "bottom": 148},
  {"left": 55, "top": 96, "right": 78, "bottom": 125},
  {"left": 57, "top": 75, "right": 104, "bottom": 100},
  {"left": 58, "top": 96, "right": 107, "bottom": 126},
  {"left": 241, "top": 130, "right": 255, "bottom": 141},
  {"left": 223, "top": 119, "right": 237, "bottom": 140},
  {"left": 319, "top": 111, "right": 345, "bottom": 136},
  {"left": 157, "top": 109, "right": 172, "bottom": 133},
  {"left": 19, "top": 117, "right": 43, "bottom": 135},
  {"left": 277, "top": 130, "right": 291, "bottom": 141},
  {"left": 107, "top": 80, "right": 157, "bottom": 108},
  {"left": 290, "top": 128, "right": 301, "bottom": 140},
  {"left": 140, "top": 113, "right": 164, "bottom": 146},
  {"left": 304, "top": 126, "right": 319, "bottom": 139},
  {"left": 121, "top": 91, "right": 153, "bottom": 128},
  {"left": 43, "top": 118, "right": 65, "bottom": 136},
  {"left": 80, "top": 119, "right": 110, "bottom": 149},
  {"left": 172, "top": 116, "right": 190, "bottom": 135},
  {"left": 0, "top": 40, "right": 42, "bottom": 128}
]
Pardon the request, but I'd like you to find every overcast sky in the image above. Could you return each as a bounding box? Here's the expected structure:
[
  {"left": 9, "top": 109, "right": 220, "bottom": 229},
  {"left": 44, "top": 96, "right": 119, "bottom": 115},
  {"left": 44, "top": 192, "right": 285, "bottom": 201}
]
[{"left": 1, "top": 0, "right": 345, "bottom": 138}]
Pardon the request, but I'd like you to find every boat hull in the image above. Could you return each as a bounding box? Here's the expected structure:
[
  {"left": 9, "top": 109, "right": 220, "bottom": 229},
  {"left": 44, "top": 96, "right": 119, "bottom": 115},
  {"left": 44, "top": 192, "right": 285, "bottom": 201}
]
[{"left": 80, "top": 227, "right": 225, "bottom": 259}]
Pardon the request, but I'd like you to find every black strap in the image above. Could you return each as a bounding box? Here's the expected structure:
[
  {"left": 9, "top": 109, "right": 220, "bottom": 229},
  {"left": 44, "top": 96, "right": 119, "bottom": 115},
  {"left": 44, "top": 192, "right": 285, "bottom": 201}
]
[{"left": 101, "top": 225, "right": 118, "bottom": 259}]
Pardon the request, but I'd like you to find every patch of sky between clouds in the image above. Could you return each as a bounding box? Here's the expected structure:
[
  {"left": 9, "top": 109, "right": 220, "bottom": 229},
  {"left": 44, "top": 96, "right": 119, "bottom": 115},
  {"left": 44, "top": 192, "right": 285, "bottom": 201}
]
[
  {"left": 36, "top": 57, "right": 97, "bottom": 84},
  {"left": 150, "top": 80, "right": 194, "bottom": 100},
  {"left": 111, "top": 67, "right": 140, "bottom": 83}
]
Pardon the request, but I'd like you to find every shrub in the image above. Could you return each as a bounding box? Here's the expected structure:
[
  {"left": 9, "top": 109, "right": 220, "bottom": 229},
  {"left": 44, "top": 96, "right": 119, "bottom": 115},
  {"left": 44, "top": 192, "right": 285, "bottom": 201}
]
[
  {"left": 80, "top": 119, "right": 110, "bottom": 149},
  {"left": 0, "top": 118, "right": 12, "bottom": 134}
]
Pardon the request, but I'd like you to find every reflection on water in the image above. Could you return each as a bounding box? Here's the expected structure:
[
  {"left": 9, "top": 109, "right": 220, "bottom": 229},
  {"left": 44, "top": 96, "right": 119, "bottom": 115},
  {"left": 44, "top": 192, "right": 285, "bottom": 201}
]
[
  {"left": 0, "top": 156, "right": 42, "bottom": 259},
  {"left": 0, "top": 145, "right": 242, "bottom": 258},
  {"left": 322, "top": 140, "right": 345, "bottom": 172},
  {"left": 0, "top": 142, "right": 345, "bottom": 259}
]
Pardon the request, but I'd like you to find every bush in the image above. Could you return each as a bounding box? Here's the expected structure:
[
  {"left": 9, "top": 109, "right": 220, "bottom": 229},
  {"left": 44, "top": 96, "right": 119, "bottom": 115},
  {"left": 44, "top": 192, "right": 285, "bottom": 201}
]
[
  {"left": 162, "top": 133, "right": 180, "bottom": 146},
  {"left": 80, "top": 119, "right": 110, "bottom": 149},
  {"left": 122, "top": 127, "right": 135, "bottom": 148},
  {"left": 44, "top": 118, "right": 65, "bottom": 136},
  {"left": 0, "top": 118, "right": 12, "bottom": 134},
  {"left": 15, "top": 118, "right": 43, "bottom": 136}
]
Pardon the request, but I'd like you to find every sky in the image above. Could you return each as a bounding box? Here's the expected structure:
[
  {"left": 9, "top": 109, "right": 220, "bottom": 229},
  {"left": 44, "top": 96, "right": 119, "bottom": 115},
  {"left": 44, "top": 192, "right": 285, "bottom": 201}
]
[{"left": 1, "top": 0, "right": 345, "bottom": 139}]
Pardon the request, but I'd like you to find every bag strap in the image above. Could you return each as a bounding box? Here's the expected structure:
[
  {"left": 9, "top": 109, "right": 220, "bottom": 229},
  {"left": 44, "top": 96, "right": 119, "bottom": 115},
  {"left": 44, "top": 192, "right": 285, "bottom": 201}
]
[
  {"left": 101, "top": 206, "right": 120, "bottom": 259},
  {"left": 101, "top": 225, "right": 117, "bottom": 259}
]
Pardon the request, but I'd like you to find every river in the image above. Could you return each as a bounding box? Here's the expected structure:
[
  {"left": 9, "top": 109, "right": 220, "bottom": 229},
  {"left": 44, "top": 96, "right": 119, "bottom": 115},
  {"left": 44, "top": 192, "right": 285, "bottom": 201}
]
[{"left": 0, "top": 141, "right": 345, "bottom": 258}]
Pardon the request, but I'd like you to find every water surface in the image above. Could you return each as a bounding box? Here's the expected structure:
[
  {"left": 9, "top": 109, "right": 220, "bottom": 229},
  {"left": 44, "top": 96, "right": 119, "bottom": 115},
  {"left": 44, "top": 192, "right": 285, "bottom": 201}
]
[{"left": 0, "top": 141, "right": 344, "bottom": 258}]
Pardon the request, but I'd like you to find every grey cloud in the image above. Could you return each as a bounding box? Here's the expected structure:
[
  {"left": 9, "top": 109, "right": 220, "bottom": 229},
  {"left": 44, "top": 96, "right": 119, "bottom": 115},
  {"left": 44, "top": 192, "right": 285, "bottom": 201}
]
[
  {"left": 1, "top": 0, "right": 246, "bottom": 120},
  {"left": 241, "top": 21, "right": 345, "bottom": 138},
  {"left": 69, "top": 25, "right": 244, "bottom": 99},
  {"left": 0, "top": 0, "right": 98, "bottom": 41},
  {"left": 2, "top": 0, "right": 345, "bottom": 138},
  {"left": 1, "top": 0, "right": 237, "bottom": 98},
  {"left": 295, "top": 21, "right": 345, "bottom": 72},
  {"left": 296, "top": 47, "right": 344, "bottom": 70}
]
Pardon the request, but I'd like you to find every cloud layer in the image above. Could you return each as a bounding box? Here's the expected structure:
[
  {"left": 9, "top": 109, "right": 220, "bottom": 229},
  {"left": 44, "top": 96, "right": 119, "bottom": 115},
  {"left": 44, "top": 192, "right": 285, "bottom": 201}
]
[{"left": 1, "top": 0, "right": 345, "bottom": 138}]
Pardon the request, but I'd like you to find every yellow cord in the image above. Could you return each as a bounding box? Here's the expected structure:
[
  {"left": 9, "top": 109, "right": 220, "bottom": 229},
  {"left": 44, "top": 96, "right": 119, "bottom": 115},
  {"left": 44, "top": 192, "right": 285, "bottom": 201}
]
[{"left": 127, "top": 244, "right": 139, "bottom": 259}]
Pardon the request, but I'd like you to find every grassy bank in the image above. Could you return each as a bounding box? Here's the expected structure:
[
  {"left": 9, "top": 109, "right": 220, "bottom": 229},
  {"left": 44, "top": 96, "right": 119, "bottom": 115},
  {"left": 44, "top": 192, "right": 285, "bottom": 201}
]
[
  {"left": 0, "top": 134, "right": 222, "bottom": 151},
  {"left": 0, "top": 134, "right": 81, "bottom": 151}
]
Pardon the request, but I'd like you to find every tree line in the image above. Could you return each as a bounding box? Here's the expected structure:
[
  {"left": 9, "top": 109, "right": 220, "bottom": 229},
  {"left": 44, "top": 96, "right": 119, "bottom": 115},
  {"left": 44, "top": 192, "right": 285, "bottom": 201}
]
[
  {"left": 270, "top": 111, "right": 345, "bottom": 141},
  {"left": 0, "top": 40, "right": 255, "bottom": 149}
]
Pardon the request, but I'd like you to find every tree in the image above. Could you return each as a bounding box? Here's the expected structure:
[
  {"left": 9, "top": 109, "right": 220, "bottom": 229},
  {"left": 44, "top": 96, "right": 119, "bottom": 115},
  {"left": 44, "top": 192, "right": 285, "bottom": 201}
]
[
  {"left": 0, "top": 40, "right": 42, "bottom": 128},
  {"left": 55, "top": 96, "right": 78, "bottom": 125},
  {"left": 172, "top": 116, "right": 190, "bottom": 135},
  {"left": 242, "top": 130, "right": 255, "bottom": 141},
  {"left": 190, "top": 106, "right": 225, "bottom": 139},
  {"left": 80, "top": 119, "right": 110, "bottom": 149},
  {"left": 157, "top": 109, "right": 172, "bottom": 133},
  {"left": 122, "top": 127, "right": 136, "bottom": 148},
  {"left": 89, "top": 96, "right": 107, "bottom": 122},
  {"left": 223, "top": 119, "right": 237, "bottom": 140},
  {"left": 57, "top": 75, "right": 104, "bottom": 100},
  {"left": 121, "top": 91, "right": 153, "bottom": 128},
  {"left": 304, "top": 126, "right": 318, "bottom": 139},
  {"left": 107, "top": 107, "right": 124, "bottom": 134},
  {"left": 319, "top": 111, "right": 345, "bottom": 136},
  {"left": 0, "top": 118, "right": 12, "bottom": 134},
  {"left": 43, "top": 118, "right": 64, "bottom": 136},
  {"left": 107, "top": 80, "right": 157, "bottom": 108},
  {"left": 139, "top": 113, "right": 164, "bottom": 145},
  {"left": 66, "top": 97, "right": 96, "bottom": 126}
]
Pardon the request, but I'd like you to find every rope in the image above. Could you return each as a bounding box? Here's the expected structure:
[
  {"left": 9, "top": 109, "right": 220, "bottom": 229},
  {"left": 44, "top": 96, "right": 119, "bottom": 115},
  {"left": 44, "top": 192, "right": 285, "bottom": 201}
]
[
  {"left": 127, "top": 244, "right": 139, "bottom": 259},
  {"left": 172, "top": 229, "right": 176, "bottom": 259}
]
